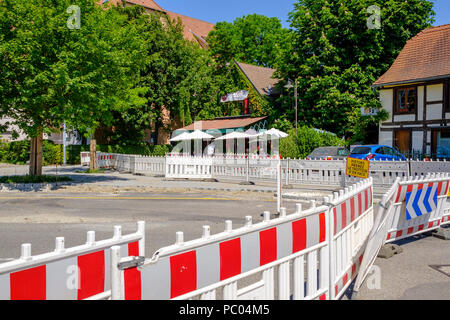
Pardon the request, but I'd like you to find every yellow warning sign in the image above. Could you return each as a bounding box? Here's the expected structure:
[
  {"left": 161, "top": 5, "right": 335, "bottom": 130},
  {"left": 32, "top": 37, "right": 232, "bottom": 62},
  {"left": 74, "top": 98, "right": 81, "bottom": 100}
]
[{"left": 346, "top": 157, "right": 370, "bottom": 179}]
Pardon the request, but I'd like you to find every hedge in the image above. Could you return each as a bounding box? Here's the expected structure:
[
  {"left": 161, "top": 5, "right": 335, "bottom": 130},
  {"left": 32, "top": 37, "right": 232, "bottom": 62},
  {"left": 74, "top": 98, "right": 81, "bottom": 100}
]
[
  {"left": 279, "top": 126, "right": 346, "bottom": 159},
  {"left": 0, "top": 141, "right": 173, "bottom": 165}
]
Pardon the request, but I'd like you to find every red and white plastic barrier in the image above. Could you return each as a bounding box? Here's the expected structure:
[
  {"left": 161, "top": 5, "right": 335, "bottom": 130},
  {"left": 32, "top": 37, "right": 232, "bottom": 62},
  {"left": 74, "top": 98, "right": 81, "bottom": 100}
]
[
  {"left": 0, "top": 222, "right": 145, "bottom": 300},
  {"left": 442, "top": 205, "right": 450, "bottom": 226},
  {"left": 384, "top": 174, "right": 449, "bottom": 243},
  {"left": 324, "top": 178, "right": 374, "bottom": 299},
  {"left": 80, "top": 152, "right": 90, "bottom": 166},
  {"left": 354, "top": 173, "right": 450, "bottom": 295},
  {"left": 111, "top": 179, "right": 374, "bottom": 300},
  {"left": 97, "top": 153, "right": 117, "bottom": 169}
]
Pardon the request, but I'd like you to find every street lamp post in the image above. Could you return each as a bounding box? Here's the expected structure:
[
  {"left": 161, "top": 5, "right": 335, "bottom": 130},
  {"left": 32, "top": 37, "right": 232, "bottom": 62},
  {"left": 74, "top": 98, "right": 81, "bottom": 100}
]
[{"left": 285, "top": 78, "right": 298, "bottom": 136}]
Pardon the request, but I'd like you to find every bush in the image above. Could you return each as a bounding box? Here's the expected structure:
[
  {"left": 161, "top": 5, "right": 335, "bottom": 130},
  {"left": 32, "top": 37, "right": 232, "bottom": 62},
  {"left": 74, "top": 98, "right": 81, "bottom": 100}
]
[
  {"left": 280, "top": 126, "right": 346, "bottom": 159},
  {"left": 42, "top": 141, "right": 63, "bottom": 166},
  {"left": 1, "top": 140, "right": 30, "bottom": 164},
  {"left": 97, "top": 144, "right": 172, "bottom": 157},
  {"left": 0, "top": 139, "right": 171, "bottom": 165},
  {"left": 0, "top": 175, "right": 72, "bottom": 184}
]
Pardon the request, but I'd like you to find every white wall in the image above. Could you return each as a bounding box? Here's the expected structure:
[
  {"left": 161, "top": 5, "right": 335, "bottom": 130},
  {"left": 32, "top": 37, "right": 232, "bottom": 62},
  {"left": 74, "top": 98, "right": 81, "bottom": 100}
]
[
  {"left": 426, "top": 103, "right": 444, "bottom": 120},
  {"left": 417, "top": 86, "right": 424, "bottom": 121},
  {"left": 378, "top": 130, "right": 392, "bottom": 146},
  {"left": 380, "top": 89, "right": 393, "bottom": 122},
  {"left": 426, "top": 84, "right": 443, "bottom": 101},
  {"left": 412, "top": 131, "right": 423, "bottom": 154}
]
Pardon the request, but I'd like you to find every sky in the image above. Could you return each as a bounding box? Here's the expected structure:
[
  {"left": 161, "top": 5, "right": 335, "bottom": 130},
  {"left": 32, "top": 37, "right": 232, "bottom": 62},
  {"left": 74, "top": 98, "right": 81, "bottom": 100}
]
[{"left": 157, "top": 0, "right": 450, "bottom": 28}]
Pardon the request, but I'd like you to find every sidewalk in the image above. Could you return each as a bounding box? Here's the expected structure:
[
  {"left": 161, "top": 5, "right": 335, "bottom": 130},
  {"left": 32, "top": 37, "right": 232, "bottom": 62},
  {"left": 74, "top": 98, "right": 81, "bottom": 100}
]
[
  {"left": 348, "top": 230, "right": 450, "bottom": 300},
  {"left": 0, "top": 164, "right": 354, "bottom": 202}
]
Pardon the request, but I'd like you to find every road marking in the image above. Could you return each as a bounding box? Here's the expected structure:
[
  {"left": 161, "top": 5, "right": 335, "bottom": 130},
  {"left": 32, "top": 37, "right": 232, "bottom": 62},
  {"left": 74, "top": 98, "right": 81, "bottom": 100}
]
[{"left": 0, "top": 196, "right": 276, "bottom": 202}]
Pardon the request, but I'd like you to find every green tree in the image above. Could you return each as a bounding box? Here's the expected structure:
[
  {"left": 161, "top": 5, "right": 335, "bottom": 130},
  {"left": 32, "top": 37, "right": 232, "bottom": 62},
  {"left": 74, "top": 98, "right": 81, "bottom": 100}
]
[
  {"left": 207, "top": 14, "right": 291, "bottom": 69},
  {"left": 110, "top": 6, "right": 224, "bottom": 144},
  {"left": 277, "top": 0, "right": 435, "bottom": 142},
  {"left": 0, "top": 0, "right": 147, "bottom": 174}
]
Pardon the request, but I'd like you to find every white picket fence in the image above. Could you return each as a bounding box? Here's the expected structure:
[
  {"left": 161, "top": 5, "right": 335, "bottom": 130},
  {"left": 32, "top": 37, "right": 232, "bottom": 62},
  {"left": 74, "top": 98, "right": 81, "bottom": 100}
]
[
  {"left": 109, "top": 179, "right": 374, "bottom": 300},
  {"left": 0, "top": 222, "right": 145, "bottom": 300}
]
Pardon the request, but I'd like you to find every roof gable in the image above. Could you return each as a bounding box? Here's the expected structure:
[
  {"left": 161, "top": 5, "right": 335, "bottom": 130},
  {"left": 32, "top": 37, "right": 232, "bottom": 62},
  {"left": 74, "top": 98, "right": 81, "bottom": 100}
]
[
  {"left": 374, "top": 24, "right": 450, "bottom": 87},
  {"left": 165, "top": 11, "right": 215, "bottom": 46},
  {"left": 177, "top": 116, "right": 268, "bottom": 131},
  {"left": 235, "top": 61, "right": 280, "bottom": 97}
]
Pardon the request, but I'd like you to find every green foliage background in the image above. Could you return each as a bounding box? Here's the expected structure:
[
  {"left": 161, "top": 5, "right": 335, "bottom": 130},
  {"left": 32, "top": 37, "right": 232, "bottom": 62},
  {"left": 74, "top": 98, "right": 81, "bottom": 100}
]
[{"left": 279, "top": 126, "right": 346, "bottom": 159}]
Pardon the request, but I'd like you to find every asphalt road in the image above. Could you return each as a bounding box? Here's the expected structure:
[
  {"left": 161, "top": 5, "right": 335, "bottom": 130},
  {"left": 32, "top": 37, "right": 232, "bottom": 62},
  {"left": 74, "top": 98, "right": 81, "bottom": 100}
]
[
  {"left": 0, "top": 192, "right": 303, "bottom": 260},
  {"left": 1, "top": 188, "right": 449, "bottom": 300}
]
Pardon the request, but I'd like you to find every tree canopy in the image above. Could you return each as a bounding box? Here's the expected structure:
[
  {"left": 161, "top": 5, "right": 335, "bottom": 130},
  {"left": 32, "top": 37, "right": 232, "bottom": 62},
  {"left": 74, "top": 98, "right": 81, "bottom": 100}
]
[
  {"left": 276, "top": 0, "right": 435, "bottom": 141},
  {"left": 0, "top": 0, "right": 147, "bottom": 139},
  {"left": 0, "top": 0, "right": 439, "bottom": 163},
  {"left": 207, "top": 14, "right": 291, "bottom": 69}
]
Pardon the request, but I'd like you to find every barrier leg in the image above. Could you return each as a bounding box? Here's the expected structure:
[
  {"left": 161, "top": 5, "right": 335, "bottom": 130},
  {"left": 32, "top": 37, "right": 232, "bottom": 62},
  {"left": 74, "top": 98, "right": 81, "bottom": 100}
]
[{"left": 111, "top": 246, "right": 123, "bottom": 300}]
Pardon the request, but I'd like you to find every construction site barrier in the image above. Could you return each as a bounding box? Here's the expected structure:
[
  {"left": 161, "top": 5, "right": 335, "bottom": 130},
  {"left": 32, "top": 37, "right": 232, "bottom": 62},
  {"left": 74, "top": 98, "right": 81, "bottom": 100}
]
[
  {"left": 96, "top": 153, "right": 117, "bottom": 169},
  {"left": 325, "top": 180, "right": 373, "bottom": 299},
  {"left": 110, "top": 179, "right": 373, "bottom": 300},
  {"left": 84, "top": 152, "right": 449, "bottom": 189},
  {"left": 80, "top": 152, "right": 90, "bottom": 166},
  {"left": 165, "top": 156, "right": 213, "bottom": 179},
  {"left": 353, "top": 173, "right": 450, "bottom": 295},
  {"left": 0, "top": 222, "right": 145, "bottom": 300}
]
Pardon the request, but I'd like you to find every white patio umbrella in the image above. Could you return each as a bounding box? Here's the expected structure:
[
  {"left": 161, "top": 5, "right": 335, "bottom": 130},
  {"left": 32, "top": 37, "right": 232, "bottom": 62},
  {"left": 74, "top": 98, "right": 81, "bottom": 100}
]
[
  {"left": 215, "top": 131, "right": 251, "bottom": 141},
  {"left": 257, "top": 128, "right": 288, "bottom": 138},
  {"left": 244, "top": 128, "right": 258, "bottom": 136},
  {"left": 170, "top": 131, "right": 190, "bottom": 142},
  {"left": 186, "top": 129, "right": 215, "bottom": 140}
]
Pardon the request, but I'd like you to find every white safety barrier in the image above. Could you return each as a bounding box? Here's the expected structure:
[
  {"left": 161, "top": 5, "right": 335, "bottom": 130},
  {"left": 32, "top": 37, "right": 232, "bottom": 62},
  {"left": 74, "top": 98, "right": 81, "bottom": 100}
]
[
  {"left": 115, "top": 154, "right": 132, "bottom": 173},
  {"left": 133, "top": 156, "right": 165, "bottom": 176},
  {"left": 81, "top": 152, "right": 448, "bottom": 189},
  {"left": 110, "top": 179, "right": 373, "bottom": 300},
  {"left": 410, "top": 159, "right": 450, "bottom": 177},
  {"left": 80, "top": 152, "right": 90, "bottom": 166},
  {"left": 353, "top": 173, "right": 450, "bottom": 295},
  {"left": 285, "top": 159, "right": 345, "bottom": 186},
  {"left": 0, "top": 222, "right": 145, "bottom": 300},
  {"left": 344, "top": 160, "right": 409, "bottom": 187},
  {"left": 165, "top": 156, "right": 213, "bottom": 179}
]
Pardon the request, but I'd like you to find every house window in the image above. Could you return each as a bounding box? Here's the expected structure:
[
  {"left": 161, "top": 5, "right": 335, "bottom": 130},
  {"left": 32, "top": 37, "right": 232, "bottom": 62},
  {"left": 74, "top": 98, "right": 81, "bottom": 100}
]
[{"left": 395, "top": 87, "right": 417, "bottom": 114}]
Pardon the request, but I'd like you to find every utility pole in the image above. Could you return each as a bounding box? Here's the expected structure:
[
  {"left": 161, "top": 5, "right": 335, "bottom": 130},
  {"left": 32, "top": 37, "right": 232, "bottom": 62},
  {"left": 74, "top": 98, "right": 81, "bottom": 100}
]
[
  {"left": 285, "top": 78, "right": 299, "bottom": 136},
  {"left": 294, "top": 78, "right": 298, "bottom": 136},
  {"left": 63, "top": 122, "right": 67, "bottom": 166}
]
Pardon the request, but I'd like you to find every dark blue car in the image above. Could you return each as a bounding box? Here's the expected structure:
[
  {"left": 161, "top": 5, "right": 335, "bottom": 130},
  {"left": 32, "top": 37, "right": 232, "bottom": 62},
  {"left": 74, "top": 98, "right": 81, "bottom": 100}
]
[{"left": 349, "top": 145, "right": 407, "bottom": 161}]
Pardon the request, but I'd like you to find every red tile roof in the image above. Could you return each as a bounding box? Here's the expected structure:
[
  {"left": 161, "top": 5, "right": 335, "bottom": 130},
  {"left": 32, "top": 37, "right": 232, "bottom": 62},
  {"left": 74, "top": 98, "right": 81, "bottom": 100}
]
[
  {"left": 126, "top": 0, "right": 164, "bottom": 11},
  {"left": 235, "top": 61, "right": 279, "bottom": 96},
  {"left": 102, "top": 0, "right": 164, "bottom": 11},
  {"left": 101, "top": 0, "right": 214, "bottom": 46},
  {"left": 178, "top": 116, "right": 267, "bottom": 131},
  {"left": 165, "top": 11, "right": 215, "bottom": 45},
  {"left": 374, "top": 24, "right": 450, "bottom": 87}
]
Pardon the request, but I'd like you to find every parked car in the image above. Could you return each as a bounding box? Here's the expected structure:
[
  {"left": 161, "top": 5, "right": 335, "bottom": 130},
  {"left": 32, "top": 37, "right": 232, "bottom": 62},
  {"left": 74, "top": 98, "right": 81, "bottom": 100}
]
[
  {"left": 306, "top": 146, "right": 350, "bottom": 160},
  {"left": 349, "top": 145, "right": 407, "bottom": 161},
  {"left": 436, "top": 146, "right": 450, "bottom": 159}
]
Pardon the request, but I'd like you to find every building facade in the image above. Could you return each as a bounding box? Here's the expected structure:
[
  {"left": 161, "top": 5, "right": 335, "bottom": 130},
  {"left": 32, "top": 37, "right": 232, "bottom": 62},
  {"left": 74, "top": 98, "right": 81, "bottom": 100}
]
[{"left": 374, "top": 24, "right": 450, "bottom": 159}]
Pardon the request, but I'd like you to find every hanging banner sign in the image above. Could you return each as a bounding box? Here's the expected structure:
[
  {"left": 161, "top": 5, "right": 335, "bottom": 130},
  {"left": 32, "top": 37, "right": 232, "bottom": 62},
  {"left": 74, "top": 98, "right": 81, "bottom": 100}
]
[
  {"left": 221, "top": 90, "right": 249, "bottom": 103},
  {"left": 346, "top": 157, "right": 370, "bottom": 179},
  {"left": 360, "top": 107, "right": 378, "bottom": 116}
]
